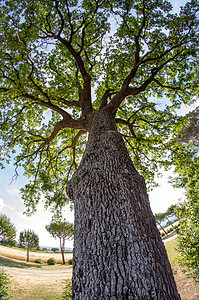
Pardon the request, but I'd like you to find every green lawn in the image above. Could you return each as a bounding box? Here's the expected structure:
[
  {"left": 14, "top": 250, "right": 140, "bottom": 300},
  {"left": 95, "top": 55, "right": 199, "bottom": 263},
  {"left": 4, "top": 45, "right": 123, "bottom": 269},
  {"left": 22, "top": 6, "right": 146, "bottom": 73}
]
[{"left": 164, "top": 237, "right": 179, "bottom": 266}]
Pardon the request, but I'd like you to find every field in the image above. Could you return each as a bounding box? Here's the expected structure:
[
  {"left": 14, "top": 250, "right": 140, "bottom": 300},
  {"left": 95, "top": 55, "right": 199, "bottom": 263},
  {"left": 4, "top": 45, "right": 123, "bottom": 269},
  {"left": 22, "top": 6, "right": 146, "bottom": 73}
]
[{"left": 0, "top": 240, "right": 198, "bottom": 299}]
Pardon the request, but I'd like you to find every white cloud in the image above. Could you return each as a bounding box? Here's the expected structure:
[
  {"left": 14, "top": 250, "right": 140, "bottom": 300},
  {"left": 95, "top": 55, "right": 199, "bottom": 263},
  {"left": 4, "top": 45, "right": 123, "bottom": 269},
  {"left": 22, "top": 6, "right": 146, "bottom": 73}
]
[
  {"left": 0, "top": 198, "right": 14, "bottom": 211},
  {"left": 149, "top": 171, "right": 185, "bottom": 214},
  {"left": 5, "top": 185, "right": 20, "bottom": 196}
]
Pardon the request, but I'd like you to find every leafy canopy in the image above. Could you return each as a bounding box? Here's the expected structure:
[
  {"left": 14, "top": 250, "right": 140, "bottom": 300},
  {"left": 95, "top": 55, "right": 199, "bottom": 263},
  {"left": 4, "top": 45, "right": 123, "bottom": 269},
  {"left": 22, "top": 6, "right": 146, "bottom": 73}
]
[
  {"left": 19, "top": 229, "right": 39, "bottom": 249},
  {"left": 0, "top": 214, "right": 16, "bottom": 242},
  {"left": 0, "top": 0, "right": 198, "bottom": 213},
  {"left": 46, "top": 220, "right": 74, "bottom": 242}
]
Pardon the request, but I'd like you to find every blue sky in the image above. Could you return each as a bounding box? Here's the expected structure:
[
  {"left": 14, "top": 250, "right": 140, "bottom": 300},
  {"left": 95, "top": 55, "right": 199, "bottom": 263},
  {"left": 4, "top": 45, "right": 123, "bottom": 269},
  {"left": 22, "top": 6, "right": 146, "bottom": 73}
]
[{"left": 0, "top": 0, "right": 197, "bottom": 249}]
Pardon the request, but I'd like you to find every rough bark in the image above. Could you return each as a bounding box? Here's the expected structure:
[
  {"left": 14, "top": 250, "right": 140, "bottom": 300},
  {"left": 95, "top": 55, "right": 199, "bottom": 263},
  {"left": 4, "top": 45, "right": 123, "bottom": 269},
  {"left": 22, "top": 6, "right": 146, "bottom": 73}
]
[{"left": 67, "top": 109, "right": 180, "bottom": 300}]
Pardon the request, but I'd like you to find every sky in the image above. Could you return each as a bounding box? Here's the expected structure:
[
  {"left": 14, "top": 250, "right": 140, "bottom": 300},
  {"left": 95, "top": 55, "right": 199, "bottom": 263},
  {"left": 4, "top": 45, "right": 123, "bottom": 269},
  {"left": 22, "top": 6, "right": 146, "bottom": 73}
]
[{"left": 0, "top": 0, "right": 197, "bottom": 250}]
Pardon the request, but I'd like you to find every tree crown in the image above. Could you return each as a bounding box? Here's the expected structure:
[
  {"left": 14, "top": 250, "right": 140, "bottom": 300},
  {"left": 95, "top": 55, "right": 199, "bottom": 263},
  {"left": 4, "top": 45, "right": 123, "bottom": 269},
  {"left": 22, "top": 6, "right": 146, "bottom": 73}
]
[
  {"left": 0, "top": 0, "right": 198, "bottom": 212},
  {"left": 46, "top": 220, "right": 74, "bottom": 240},
  {"left": 0, "top": 214, "right": 16, "bottom": 242},
  {"left": 19, "top": 229, "right": 39, "bottom": 248}
]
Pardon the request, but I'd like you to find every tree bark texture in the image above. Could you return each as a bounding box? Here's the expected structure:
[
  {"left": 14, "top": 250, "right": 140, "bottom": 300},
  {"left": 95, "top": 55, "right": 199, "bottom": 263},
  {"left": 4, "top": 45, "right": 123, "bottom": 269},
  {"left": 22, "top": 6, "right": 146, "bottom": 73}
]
[{"left": 67, "top": 110, "right": 180, "bottom": 300}]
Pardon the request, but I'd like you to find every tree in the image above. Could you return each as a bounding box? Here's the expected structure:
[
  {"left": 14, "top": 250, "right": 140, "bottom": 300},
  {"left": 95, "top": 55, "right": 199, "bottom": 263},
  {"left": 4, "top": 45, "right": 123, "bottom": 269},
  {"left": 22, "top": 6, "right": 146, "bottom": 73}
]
[
  {"left": 46, "top": 220, "right": 74, "bottom": 265},
  {"left": 19, "top": 229, "right": 39, "bottom": 262},
  {"left": 0, "top": 214, "right": 16, "bottom": 243},
  {"left": 0, "top": 0, "right": 198, "bottom": 298},
  {"left": 178, "top": 106, "right": 199, "bottom": 149},
  {"left": 154, "top": 212, "right": 167, "bottom": 235}
]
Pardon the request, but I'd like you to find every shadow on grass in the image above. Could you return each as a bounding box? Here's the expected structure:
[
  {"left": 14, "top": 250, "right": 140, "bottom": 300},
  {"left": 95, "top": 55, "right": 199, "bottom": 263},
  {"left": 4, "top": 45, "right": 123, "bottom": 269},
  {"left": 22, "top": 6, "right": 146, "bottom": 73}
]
[{"left": 0, "top": 256, "right": 42, "bottom": 269}]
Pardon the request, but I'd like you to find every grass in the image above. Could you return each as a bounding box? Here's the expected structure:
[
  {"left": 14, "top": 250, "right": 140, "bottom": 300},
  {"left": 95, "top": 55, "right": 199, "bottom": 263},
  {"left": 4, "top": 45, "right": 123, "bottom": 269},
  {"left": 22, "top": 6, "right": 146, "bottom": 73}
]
[
  {"left": 164, "top": 238, "right": 179, "bottom": 267},
  {"left": 0, "top": 256, "right": 72, "bottom": 270}
]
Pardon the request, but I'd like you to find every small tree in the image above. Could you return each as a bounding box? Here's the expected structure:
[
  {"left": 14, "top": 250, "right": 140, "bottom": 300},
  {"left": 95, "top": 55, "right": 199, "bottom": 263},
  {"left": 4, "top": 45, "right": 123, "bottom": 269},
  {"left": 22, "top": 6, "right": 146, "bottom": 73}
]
[
  {"left": 19, "top": 229, "right": 39, "bottom": 262},
  {"left": 46, "top": 220, "right": 74, "bottom": 265},
  {"left": 0, "top": 214, "right": 16, "bottom": 243}
]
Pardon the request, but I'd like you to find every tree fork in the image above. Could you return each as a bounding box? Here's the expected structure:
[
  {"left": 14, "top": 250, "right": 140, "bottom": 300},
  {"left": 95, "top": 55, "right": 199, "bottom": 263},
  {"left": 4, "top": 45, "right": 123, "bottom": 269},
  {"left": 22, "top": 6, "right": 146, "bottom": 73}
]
[{"left": 66, "top": 110, "right": 180, "bottom": 299}]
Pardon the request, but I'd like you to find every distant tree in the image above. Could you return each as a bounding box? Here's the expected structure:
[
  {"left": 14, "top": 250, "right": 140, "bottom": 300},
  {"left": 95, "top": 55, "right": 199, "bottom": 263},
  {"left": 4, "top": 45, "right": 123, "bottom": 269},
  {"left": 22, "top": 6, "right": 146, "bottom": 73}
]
[
  {"left": 164, "top": 206, "right": 176, "bottom": 230},
  {"left": 51, "top": 248, "right": 59, "bottom": 252},
  {"left": 19, "top": 229, "right": 39, "bottom": 262},
  {"left": 0, "top": 214, "right": 16, "bottom": 243},
  {"left": 46, "top": 220, "right": 74, "bottom": 265},
  {"left": 178, "top": 107, "right": 199, "bottom": 149},
  {"left": 154, "top": 212, "right": 167, "bottom": 235},
  {"left": 166, "top": 204, "right": 178, "bottom": 220}
]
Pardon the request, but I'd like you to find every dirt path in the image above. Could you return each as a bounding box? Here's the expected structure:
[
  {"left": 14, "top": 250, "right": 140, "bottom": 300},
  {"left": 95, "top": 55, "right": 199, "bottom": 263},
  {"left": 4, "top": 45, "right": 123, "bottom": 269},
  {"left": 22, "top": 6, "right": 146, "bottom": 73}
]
[{"left": 0, "top": 264, "right": 72, "bottom": 278}]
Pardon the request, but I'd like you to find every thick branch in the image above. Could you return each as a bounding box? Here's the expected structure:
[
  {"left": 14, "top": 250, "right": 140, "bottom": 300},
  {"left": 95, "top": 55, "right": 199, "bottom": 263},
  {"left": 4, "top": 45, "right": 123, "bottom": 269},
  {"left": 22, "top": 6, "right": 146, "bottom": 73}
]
[
  {"left": 108, "top": 50, "right": 183, "bottom": 112},
  {"left": 115, "top": 118, "right": 138, "bottom": 139}
]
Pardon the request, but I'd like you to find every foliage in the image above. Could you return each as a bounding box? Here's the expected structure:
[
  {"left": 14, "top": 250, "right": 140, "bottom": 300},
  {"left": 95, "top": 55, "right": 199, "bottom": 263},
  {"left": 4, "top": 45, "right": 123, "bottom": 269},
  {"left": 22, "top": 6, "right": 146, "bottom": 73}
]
[
  {"left": 178, "top": 106, "right": 199, "bottom": 149},
  {"left": 176, "top": 200, "right": 199, "bottom": 282},
  {"left": 0, "top": 268, "right": 11, "bottom": 300},
  {"left": 170, "top": 104, "right": 199, "bottom": 282},
  {"left": 0, "top": 0, "right": 198, "bottom": 214},
  {"left": 0, "top": 240, "right": 17, "bottom": 247},
  {"left": 35, "top": 258, "right": 43, "bottom": 264},
  {"left": 19, "top": 229, "right": 39, "bottom": 249},
  {"left": 67, "top": 258, "right": 72, "bottom": 265},
  {"left": 62, "top": 280, "right": 72, "bottom": 300},
  {"left": 0, "top": 214, "right": 16, "bottom": 243},
  {"left": 47, "top": 257, "right": 56, "bottom": 265},
  {"left": 51, "top": 248, "right": 59, "bottom": 252},
  {"left": 46, "top": 220, "right": 74, "bottom": 242}
]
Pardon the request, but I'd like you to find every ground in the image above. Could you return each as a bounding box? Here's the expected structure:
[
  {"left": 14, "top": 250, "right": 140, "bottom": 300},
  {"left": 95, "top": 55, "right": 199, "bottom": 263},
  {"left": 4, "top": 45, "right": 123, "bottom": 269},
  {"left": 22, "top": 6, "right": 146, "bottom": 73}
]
[{"left": 0, "top": 241, "right": 198, "bottom": 299}]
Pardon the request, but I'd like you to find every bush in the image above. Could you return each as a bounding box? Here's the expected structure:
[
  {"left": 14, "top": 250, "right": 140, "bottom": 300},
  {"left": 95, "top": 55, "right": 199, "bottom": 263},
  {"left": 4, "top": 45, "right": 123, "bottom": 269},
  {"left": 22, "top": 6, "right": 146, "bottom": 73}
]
[
  {"left": 0, "top": 269, "right": 11, "bottom": 299},
  {"left": 68, "top": 259, "right": 73, "bottom": 265},
  {"left": 35, "top": 258, "right": 43, "bottom": 264},
  {"left": 0, "top": 240, "right": 17, "bottom": 247},
  {"left": 62, "top": 280, "right": 72, "bottom": 299},
  {"left": 47, "top": 257, "right": 56, "bottom": 265}
]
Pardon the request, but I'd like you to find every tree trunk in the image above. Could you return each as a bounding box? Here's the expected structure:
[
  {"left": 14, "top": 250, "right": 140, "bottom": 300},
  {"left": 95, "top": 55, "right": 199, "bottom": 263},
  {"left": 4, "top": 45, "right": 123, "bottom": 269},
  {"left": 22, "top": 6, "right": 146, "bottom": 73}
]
[
  {"left": 60, "top": 239, "right": 66, "bottom": 265},
  {"left": 67, "top": 110, "right": 180, "bottom": 299},
  {"left": 155, "top": 220, "right": 168, "bottom": 235},
  {"left": 27, "top": 247, "right": 29, "bottom": 262},
  {"left": 165, "top": 216, "right": 176, "bottom": 230}
]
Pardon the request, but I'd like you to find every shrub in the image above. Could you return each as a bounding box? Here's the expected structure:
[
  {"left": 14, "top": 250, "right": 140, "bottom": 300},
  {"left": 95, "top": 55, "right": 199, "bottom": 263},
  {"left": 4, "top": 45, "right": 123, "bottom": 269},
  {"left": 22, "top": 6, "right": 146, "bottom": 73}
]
[
  {"left": 0, "top": 269, "right": 11, "bottom": 299},
  {"left": 62, "top": 280, "right": 72, "bottom": 299},
  {"left": 35, "top": 258, "right": 43, "bottom": 264},
  {"left": 68, "top": 259, "right": 73, "bottom": 265},
  {"left": 47, "top": 257, "right": 56, "bottom": 265}
]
